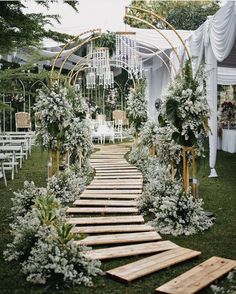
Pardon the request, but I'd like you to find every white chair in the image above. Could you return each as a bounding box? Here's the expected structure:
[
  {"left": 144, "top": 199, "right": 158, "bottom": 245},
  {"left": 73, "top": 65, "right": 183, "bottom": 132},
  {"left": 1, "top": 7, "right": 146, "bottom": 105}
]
[
  {"left": 90, "top": 120, "right": 103, "bottom": 144},
  {"left": 101, "top": 121, "right": 114, "bottom": 144},
  {"left": 114, "top": 119, "right": 123, "bottom": 142},
  {"left": 112, "top": 110, "right": 128, "bottom": 126},
  {"left": 15, "top": 112, "right": 31, "bottom": 131}
]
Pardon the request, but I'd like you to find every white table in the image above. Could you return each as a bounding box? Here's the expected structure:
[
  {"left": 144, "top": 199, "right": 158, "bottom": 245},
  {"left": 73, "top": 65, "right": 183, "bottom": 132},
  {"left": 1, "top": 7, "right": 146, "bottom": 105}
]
[{"left": 222, "top": 129, "right": 236, "bottom": 153}]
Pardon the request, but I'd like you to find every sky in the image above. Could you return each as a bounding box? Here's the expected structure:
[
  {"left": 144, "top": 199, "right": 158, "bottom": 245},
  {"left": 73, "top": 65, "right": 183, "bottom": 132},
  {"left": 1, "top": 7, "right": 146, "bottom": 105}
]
[{"left": 24, "top": 0, "right": 132, "bottom": 46}]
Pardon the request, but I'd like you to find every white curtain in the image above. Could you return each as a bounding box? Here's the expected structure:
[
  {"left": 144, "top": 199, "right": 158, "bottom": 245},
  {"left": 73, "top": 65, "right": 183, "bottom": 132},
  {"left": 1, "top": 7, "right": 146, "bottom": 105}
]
[{"left": 218, "top": 67, "right": 236, "bottom": 85}]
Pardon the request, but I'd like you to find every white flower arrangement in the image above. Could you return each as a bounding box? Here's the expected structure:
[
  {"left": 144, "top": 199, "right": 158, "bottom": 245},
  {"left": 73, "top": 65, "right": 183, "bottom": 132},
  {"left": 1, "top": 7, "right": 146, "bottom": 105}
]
[
  {"left": 11, "top": 181, "right": 47, "bottom": 218},
  {"left": 47, "top": 169, "right": 85, "bottom": 204},
  {"left": 4, "top": 194, "right": 102, "bottom": 288},
  {"left": 160, "top": 62, "right": 210, "bottom": 150},
  {"left": 126, "top": 79, "right": 148, "bottom": 132},
  {"left": 34, "top": 82, "right": 73, "bottom": 149},
  {"left": 63, "top": 118, "right": 93, "bottom": 160}
]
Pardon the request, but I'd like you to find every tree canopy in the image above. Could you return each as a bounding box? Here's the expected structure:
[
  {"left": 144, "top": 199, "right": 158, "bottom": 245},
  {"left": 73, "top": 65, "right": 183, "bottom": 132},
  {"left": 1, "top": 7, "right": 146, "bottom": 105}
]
[
  {"left": 124, "top": 0, "right": 220, "bottom": 30},
  {"left": 0, "top": 1, "right": 79, "bottom": 55}
]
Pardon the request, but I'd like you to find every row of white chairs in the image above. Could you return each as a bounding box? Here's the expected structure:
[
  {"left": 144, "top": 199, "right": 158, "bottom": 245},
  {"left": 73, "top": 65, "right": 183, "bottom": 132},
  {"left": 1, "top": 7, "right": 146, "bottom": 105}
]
[
  {"left": 0, "top": 132, "right": 35, "bottom": 186},
  {"left": 90, "top": 119, "right": 123, "bottom": 144}
]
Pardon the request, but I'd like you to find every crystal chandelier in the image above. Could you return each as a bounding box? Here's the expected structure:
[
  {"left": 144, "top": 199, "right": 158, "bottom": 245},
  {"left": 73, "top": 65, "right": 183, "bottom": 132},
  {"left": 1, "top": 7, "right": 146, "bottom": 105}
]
[
  {"left": 85, "top": 47, "right": 114, "bottom": 89},
  {"left": 86, "top": 66, "right": 96, "bottom": 89},
  {"left": 115, "top": 32, "right": 142, "bottom": 78}
]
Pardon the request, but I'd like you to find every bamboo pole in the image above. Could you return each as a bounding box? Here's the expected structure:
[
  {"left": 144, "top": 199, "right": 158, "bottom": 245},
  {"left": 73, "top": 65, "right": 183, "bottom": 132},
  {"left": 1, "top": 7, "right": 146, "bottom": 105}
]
[{"left": 56, "top": 140, "right": 60, "bottom": 175}]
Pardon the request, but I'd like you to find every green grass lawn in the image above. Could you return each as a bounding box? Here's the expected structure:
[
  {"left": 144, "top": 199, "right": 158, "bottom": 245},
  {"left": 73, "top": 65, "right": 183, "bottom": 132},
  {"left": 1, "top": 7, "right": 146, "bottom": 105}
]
[{"left": 0, "top": 147, "right": 235, "bottom": 294}]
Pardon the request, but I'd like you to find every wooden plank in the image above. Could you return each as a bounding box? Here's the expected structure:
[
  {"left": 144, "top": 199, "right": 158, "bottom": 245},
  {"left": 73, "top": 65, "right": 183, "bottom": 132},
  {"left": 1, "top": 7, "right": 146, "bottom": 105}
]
[
  {"left": 76, "top": 231, "right": 161, "bottom": 246},
  {"left": 67, "top": 215, "right": 145, "bottom": 225},
  {"left": 87, "top": 185, "right": 142, "bottom": 189},
  {"left": 95, "top": 172, "right": 141, "bottom": 175},
  {"left": 67, "top": 207, "right": 139, "bottom": 214},
  {"left": 73, "top": 199, "right": 137, "bottom": 207},
  {"left": 92, "top": 179, "right": 142, "bottom": 183},
  {"left": 156, "top": 256, "right": 236, "bottom": 294},
  {"left": 107, "top": 247, "right": 201, "bottom": 283},
  {"left": 71, "top": 224, "right": 155, "bottom": 234},
  {"left": 94, "top": 176, "right": 142, "bottom": 179},
  {"left": 79, "top": 194, "right": 140, "bottom": 199},
  {"left": 82, "top": 190, "right": 142, "bottom": 194},
  {"left": 83, "top": 241, "right": 179, "bottom": 260}
]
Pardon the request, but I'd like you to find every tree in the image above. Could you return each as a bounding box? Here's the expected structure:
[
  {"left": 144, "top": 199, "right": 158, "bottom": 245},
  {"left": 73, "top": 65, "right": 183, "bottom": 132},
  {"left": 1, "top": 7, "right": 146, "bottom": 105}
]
[
  {"left": 0, "top": 1, "right": 79, "bottom": 55},
  {"left": 124, "top": 0, "right": 220, "bottom": 30}
]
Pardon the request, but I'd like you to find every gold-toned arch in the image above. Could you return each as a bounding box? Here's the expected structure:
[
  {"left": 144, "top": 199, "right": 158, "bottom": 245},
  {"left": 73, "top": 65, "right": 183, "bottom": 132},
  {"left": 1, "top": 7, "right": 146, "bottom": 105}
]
[
  {"left": 125, "top": 14, "right": 182, "bottom": 67},
  {"left": 50, "top": 29, "right": 101, "bottom": 83},
  {"left": 125, "top": 6, "right": 192, "bottom": 63}
]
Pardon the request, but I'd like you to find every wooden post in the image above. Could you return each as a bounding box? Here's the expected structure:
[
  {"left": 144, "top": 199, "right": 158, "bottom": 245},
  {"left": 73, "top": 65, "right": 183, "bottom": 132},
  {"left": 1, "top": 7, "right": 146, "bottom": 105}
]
[
  {"left": 182, "top": 146, "right": 196, "bottom": 194},
  {"left": 182, "top": 147, "right": 187, "bottom": 191},
  {"left": 56, "top": 140, "right": 60, "bottom": 175},
  {"left": 170, "top": 160, "right": 174, "bottom": 178},
  {"left": 152, "top": 144, "right": 156, "bottom": 157},
  {"left": 48, "top": 148, "right": 53, "bottom": 178},
  {"left": 192, "top": 148, "right": 196, "bottom": 197}
]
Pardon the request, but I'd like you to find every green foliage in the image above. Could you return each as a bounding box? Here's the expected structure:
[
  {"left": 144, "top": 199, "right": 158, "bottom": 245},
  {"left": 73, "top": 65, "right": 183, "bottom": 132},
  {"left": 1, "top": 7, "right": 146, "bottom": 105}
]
[
  {"left": 0, "top": 1, "right": 79, "bottom": 54},
  {"left": 93, "top": 31, "right": 116, "bottom": 56},
  {"left": 125, "top": 0, "right": 219, "bottom": 30}
]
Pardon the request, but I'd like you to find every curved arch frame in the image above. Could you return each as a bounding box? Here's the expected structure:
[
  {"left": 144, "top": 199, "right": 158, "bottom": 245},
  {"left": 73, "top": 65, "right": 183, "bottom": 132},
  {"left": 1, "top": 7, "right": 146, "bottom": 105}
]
[{"left": 125, "top": 6, "right": 192, "bottom": 64}]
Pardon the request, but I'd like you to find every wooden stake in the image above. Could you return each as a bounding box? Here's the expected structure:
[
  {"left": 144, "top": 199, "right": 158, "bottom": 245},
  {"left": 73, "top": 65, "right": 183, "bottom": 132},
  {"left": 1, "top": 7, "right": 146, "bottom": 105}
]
[
  {"left": 56, "top": 140, "right": 60, "bottom": 175},
  {"left": 48, "top": 148, "right": 53, "bottom": 178}
]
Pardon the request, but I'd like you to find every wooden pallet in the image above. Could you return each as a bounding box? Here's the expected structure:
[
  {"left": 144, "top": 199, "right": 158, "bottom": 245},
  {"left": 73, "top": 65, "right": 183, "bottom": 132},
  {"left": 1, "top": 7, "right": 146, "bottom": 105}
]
[
  {"left": 156, "top": 256, "right": 236, "bottom": 294},
  {"left": 71, "top": 224, "right": 155, "bottom": 234},
  {"left": 94, "top": 176, "right": 142, "bottom": 179},
  {"left": 73, "top": 199, "right": 137, "bottom": 207},
  {"left": 106, "top": 247, "right": 201, "bottom": 283},
  {"left": 67, "top": 207, "right": 139, "bottom": 214},
  {"left": 83, "top": 241, "right": 179, "bottom": 260},
  {"left": 76, "top": 231, "right": 161, "bottom": 246},
  {"left": 82, "top": 189, "right": 142, "bottom": 194},
  {"left": 67, "top": 215, "right": 145, "bottom": 225},
  {"left": 79, "top": 194, "right": 140, "bottom": 199}
]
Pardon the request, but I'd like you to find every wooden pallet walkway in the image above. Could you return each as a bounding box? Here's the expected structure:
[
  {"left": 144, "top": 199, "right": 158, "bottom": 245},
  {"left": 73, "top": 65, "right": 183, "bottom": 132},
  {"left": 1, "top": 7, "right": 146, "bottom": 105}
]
[
  {"left": 76, "top": 231, "right": 162, "bottom": 246},
  {"left": 107, "top": 247, "right": 201, "bottom": 283},
  {"left": 83, "top": 241, "right": 179, "bottom": 260},
  {"left": 67, "top": 144, "right": 217, "bottom": 291},
  {"left": 156, "top": 256, "right": 236, "bottom": 294}
]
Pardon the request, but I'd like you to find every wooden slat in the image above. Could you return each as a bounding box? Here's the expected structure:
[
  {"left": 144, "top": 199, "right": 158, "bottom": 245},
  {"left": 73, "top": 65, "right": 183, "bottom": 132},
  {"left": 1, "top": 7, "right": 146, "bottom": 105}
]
[
  {"left": 67, "top": 215, "right": 145, "bottom": 225},
  {"left": 107, "top": 247, "right": 201, "bottom": 283},
  {"left": 94, "top": 176, "right": 142, "bottom": 179},
  {"left": 71, "top": 224, "right": 155, "bottom": 234},
  {"left": 82, "top": 189, "right": 142, "bottom": 194},
  {"left": 83, "top": 241, "right": 179, "bottom": 260},
  {"left": 76, "top": 231, "right": 161, "bottom": 246},
  {"left": 92, "top": 179, "right": 142, "bottom": 183},
  {"left": 79, "top": 194, "right": 140, "bottom": 199},
  {"left": 73, "top": 199, "right": 137, "bottom": 207},
  {"left": 156, "top": 256, "right": 236, "bottom": 294},
  {"left": 67, "top": 207, "right": 139, "bottom": 214},
  {"left": 87, "top": 185, "right": 142, "bottom": 189}
]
